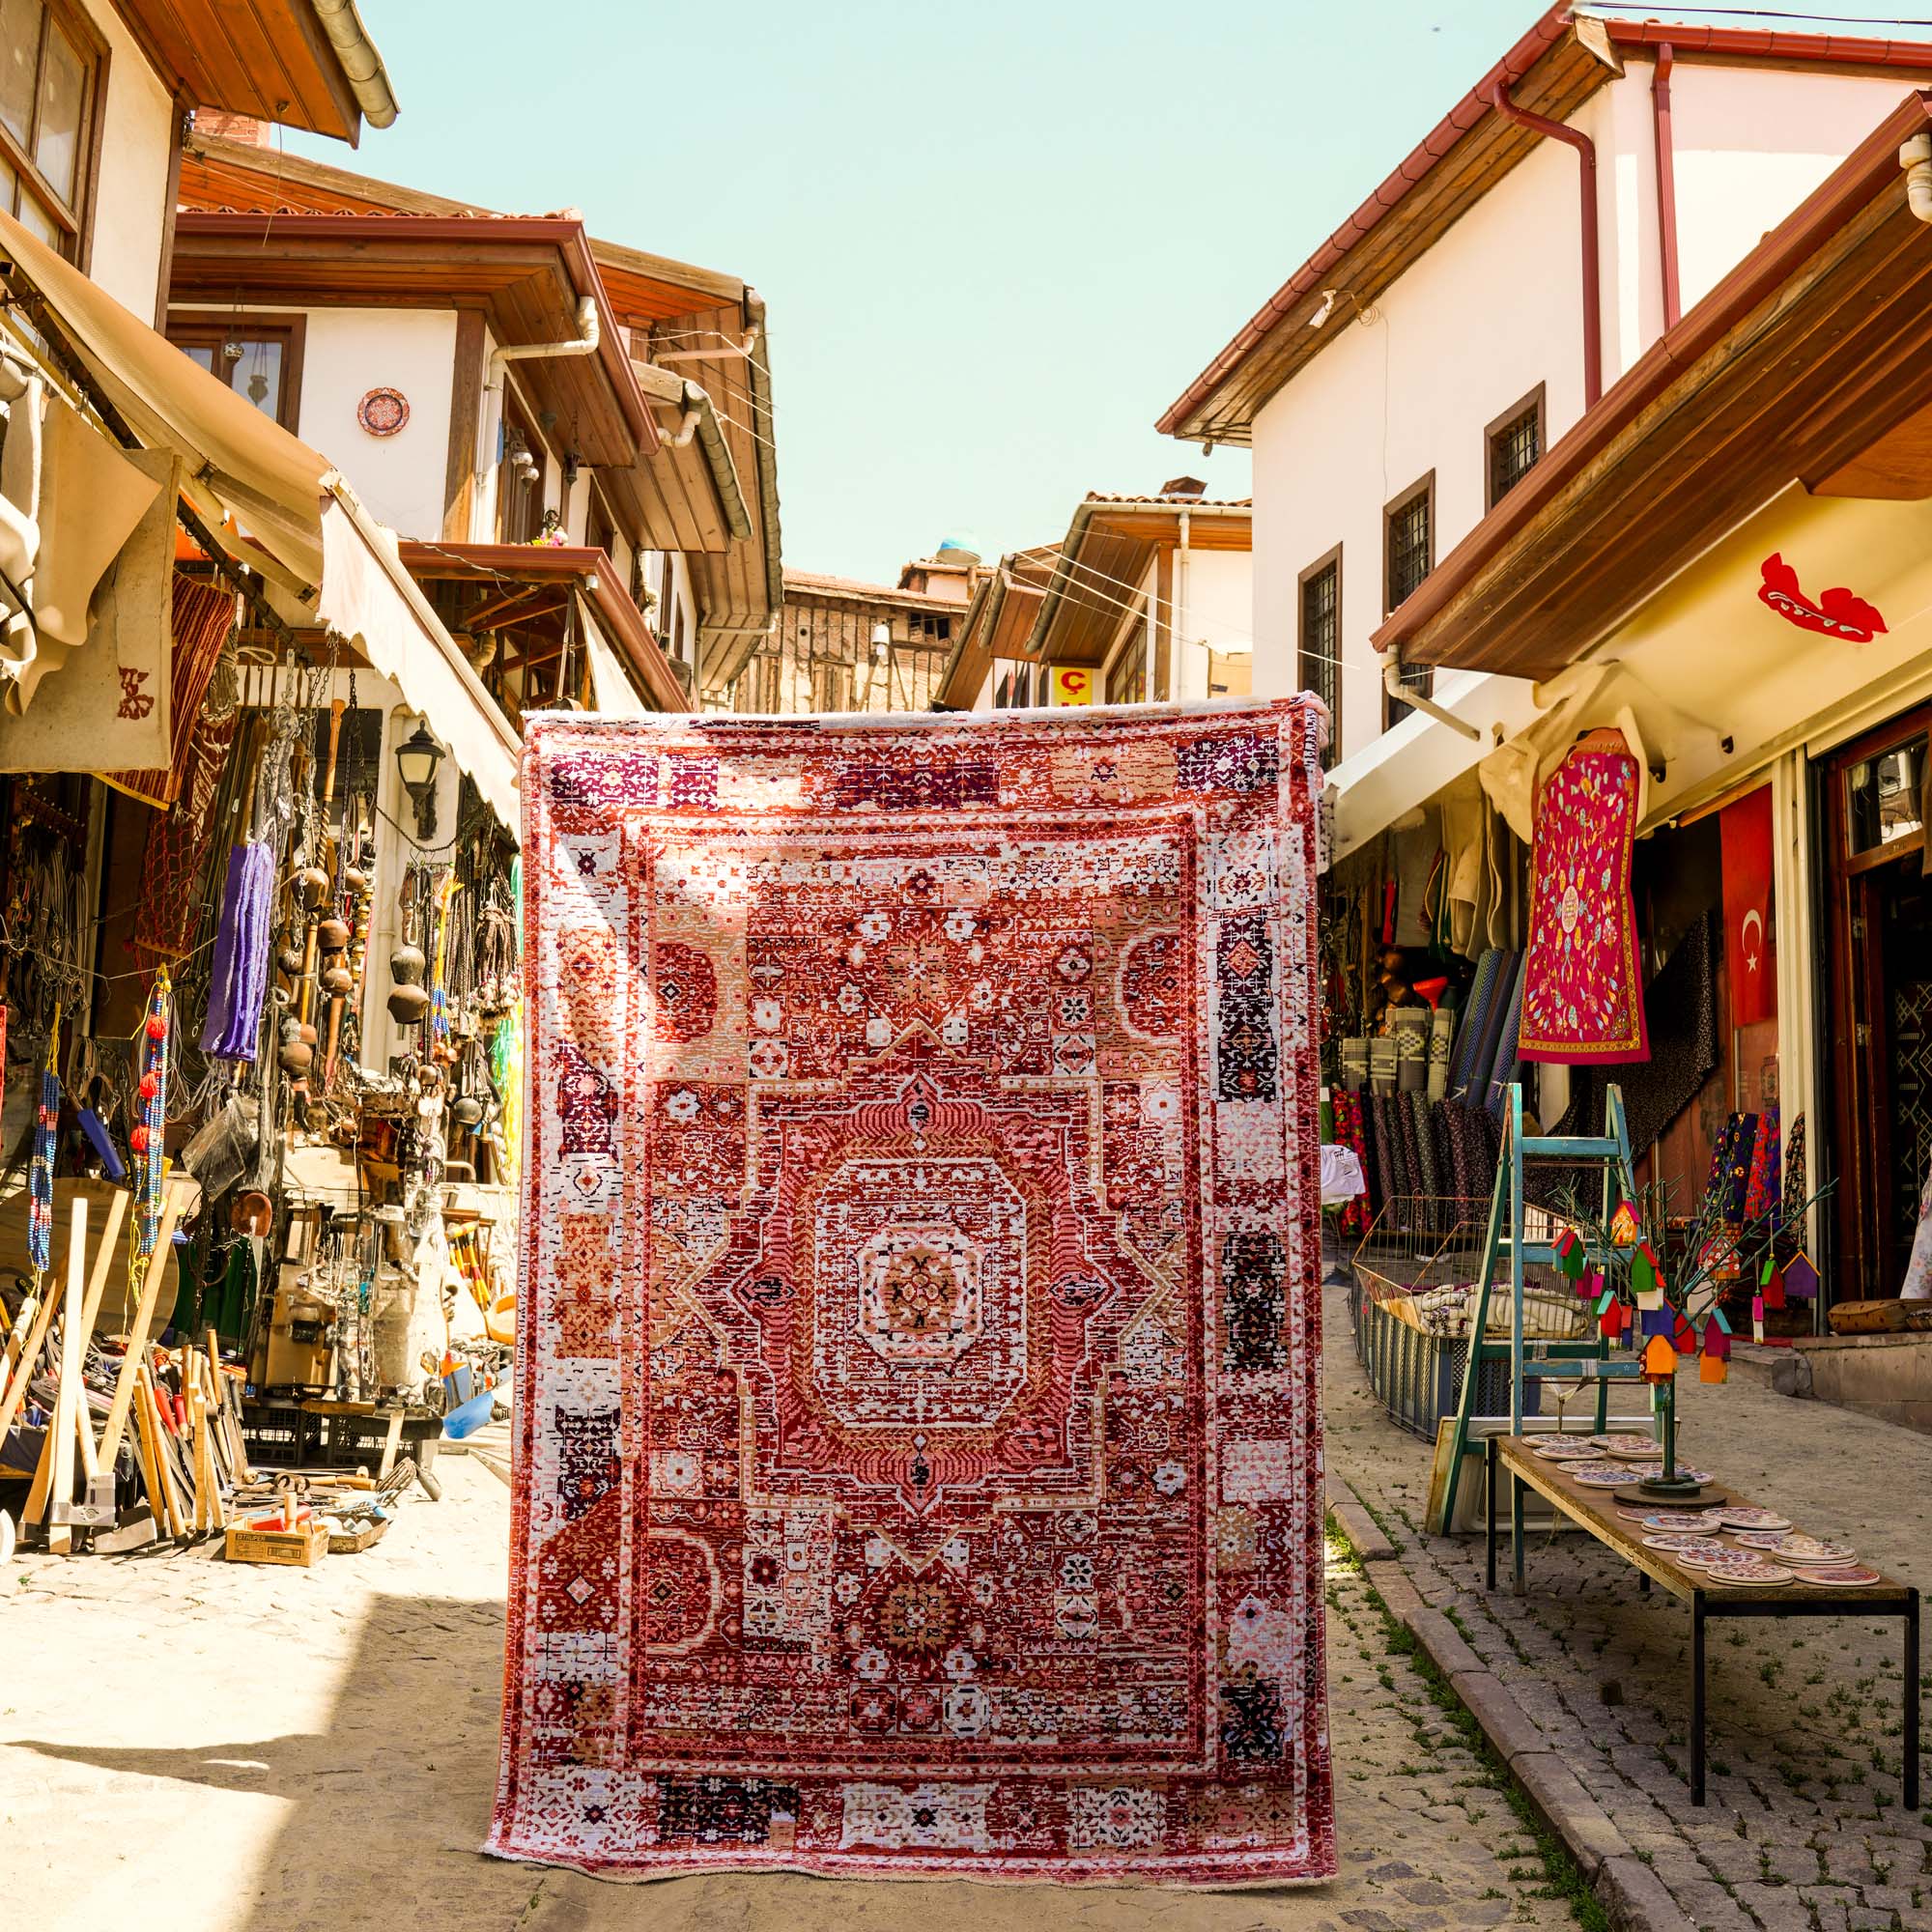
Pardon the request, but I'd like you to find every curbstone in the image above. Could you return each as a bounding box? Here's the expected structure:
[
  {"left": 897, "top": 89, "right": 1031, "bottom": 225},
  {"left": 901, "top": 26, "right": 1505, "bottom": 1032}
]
[
  {"left": 1362, "top": 1555, "right": 1423, "bottom": 1619},
  {"left": 1404, "top": 1604, "right": 1484, "bottom": 1681},
  {"left": 1327, "top": 1497, "right": 1396, "bottom": 1563},
  {"left": 1448, "top": 1667, "right": 1548, "bottom": 1764},
  {"left": 1597, "top": 1854, "right": 1700, "bottom": 1932},
  {"left": 1508, "top": 1749, "right": 1630, "bottom": 1878}
]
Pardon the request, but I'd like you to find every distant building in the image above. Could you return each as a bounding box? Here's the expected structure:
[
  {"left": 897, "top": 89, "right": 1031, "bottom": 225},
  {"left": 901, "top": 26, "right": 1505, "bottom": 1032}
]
[{"left": 731, "top": 545, "right": 984, "bottom": 714}]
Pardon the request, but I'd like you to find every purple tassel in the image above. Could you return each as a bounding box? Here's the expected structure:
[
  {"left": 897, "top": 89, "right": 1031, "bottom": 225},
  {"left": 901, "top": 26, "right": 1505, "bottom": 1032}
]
[{"left": 200, "top": 841, "right": 274, "bottom": 1061}]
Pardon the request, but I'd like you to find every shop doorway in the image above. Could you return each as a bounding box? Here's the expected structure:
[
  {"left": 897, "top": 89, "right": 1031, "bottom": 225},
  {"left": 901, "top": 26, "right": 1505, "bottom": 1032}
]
[{"left": 1826, "top": 708, "right": 1932, "bottom": 1301}]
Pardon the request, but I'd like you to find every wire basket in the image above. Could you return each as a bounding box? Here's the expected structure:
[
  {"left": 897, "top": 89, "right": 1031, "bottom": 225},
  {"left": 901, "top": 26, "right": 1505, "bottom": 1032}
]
[{"left": 1349, "top": 1196, "right": 1594, "bottom": 1439}]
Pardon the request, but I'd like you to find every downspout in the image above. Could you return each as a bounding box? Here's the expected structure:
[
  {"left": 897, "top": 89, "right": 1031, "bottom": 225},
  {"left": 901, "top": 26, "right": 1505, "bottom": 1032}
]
[
  {"left": 309, "top": 0, "right": 400, "bottom": 129},
  {"left": 477, "top": 296, "right": 600, "bottom": 483},
  {"left": 1382, "top": 653, "right": 1480, "bottom": 742},
  {"left": 1652, "top": 43, "right": 1682, "bottom": 329},
  {"left": 631, "top": 356, "right": 753, "bottom": 541},
  {"left": 1903, "top": 132, "right": 1932, "bottom": 223},
  {"left": 1487, "top": 82, "right": 1602, "bottom": 409},
  {"left": 1175, "top": 508, "right": 1190, "bottom": 702}
]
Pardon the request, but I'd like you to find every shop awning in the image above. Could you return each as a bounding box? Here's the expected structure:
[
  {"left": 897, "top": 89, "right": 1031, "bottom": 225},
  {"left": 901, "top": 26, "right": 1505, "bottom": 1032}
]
[
  {"left": 304, "top": 484, "right": 522, "bottom": 828},
  {"left": 1329, "top": 669, "right": 1544, "bottom": 861},
  {"left": 581, "top": 596, "right": 651, "bottom": 718},
  {"left": 0, "top": 206, "right": 328, "bottom": 594}
]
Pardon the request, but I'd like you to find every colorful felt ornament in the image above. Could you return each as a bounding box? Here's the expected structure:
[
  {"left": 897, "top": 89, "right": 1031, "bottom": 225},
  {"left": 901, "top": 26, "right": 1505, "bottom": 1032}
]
[
  {"left": 1551, "top": 1225, "right": 1585, "bottom": 1279},
  {"left": 1577, "top": 1264, "right": 1605, "bottom": 1301},
  {"left": 1699, "top": 1352, "right": 1729, "bottom": 1384},
  {"left": 1673, "top": 1314, "right": 1697, "bottom": 1354},
  {"left": 1762, "top": 1266, "right": 1786, "bottom": 1312},
  {"left": 1609, "top": 1200, "right": 1641, "bottom": 1247},
  {"left": 1640, "top": 1306, "right": 1674, "bottom": 1339},
  {"left": 1751, "top": 1293, "right": 1766, "bottom": 1344},
  {"left": 1702, "top": 1315, "right": 1731, "bottom": 1359},
  {"left": 1784, "top": 1253, "right": 1819, "bottom": 1301},
  {"left": 1642, "top": 1334, "right": 1679, "bottom": 1381},
  {"left": 1599, "top": 1298, "right": 1627, "bottom": 1340},
  {"left": 26, "top": 1003, "right": 59, "bottom": 1280}
]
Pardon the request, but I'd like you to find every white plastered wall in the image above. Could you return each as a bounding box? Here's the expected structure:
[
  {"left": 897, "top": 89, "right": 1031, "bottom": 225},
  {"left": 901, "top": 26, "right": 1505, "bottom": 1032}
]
[{"left": 77, "top": 0, "right": 175, "bottom": 320}]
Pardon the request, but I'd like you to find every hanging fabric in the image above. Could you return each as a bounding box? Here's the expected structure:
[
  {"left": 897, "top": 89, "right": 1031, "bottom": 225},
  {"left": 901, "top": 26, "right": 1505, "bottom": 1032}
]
[
  {"left": 25, "top": 1002, "right": 59, "bottom": 1280},
  {"left": 200, "top": 840, "right": 275, "bottom": 1061}
]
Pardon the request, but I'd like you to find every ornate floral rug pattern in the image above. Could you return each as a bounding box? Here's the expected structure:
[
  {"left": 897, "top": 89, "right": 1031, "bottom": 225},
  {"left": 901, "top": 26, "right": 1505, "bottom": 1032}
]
[{"left": 489, "top": 700, "right": 1335, "bottom": 1886}]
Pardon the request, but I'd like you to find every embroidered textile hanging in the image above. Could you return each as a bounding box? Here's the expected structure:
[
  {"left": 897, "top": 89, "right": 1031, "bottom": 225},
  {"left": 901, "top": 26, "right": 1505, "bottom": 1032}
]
[
  {"left": 1519, "top": 729, "right": 1649, "bottom": 1065},
  {"left": 492, "top": 701, "right": 1335, "bottom": 1887}
]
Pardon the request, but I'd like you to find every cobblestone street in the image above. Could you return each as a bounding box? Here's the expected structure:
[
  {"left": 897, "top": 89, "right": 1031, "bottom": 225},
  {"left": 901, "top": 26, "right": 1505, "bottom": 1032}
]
[
  {"left": 1324, "top": 1280, "right": 1932, "bottom": 1932},
  {"left": 4, "top": 1444, "right": 1585, "bottom": 1931}
]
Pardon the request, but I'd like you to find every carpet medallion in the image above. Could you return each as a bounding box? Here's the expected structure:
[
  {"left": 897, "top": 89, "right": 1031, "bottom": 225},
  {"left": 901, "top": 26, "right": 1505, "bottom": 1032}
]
[{"left": 489, "top": 700, "right": 1334, "bottom": 1885}]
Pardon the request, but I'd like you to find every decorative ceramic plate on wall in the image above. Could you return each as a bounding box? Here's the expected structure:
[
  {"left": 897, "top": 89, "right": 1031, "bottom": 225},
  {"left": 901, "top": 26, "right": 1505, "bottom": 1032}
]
[{"left": 357, "top": 386, "right": 411, "bottom": 437}]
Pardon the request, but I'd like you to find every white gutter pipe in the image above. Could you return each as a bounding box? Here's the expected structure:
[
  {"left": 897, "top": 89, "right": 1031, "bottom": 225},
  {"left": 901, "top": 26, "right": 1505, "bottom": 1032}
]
[
  {"left": 1903, "top": 133, "right": 1932, "bottom": 223},
  {"left": 477, "top": 297, "right": 600, "bottom": 484},
  {"left": 1176, "top": 507, "right": 1190, "bottom": 699},
  {"left": 1382, "top": 653, "right": 1482, "bottom": 742},
  {"left": 309, "top": 0, "right": 400, "bottom": 129}
]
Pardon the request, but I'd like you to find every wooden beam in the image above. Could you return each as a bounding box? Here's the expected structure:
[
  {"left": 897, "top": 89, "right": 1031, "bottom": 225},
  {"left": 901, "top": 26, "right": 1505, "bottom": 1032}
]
[{"left": 442, "top": 307, "right": 486, "bottom": 540}]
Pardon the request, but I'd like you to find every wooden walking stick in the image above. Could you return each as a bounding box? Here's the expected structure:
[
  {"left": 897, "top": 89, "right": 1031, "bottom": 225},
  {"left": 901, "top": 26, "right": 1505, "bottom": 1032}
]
[
  {"left": 98, "top": 1179, "right": 192, "bottom": 1465},
  {"left": 45, "top": 1197, "right": 86, "bottom": 1553}
]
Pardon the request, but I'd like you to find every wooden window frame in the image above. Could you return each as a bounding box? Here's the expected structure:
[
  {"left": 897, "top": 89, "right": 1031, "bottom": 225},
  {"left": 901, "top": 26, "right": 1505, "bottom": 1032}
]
[
  {"left": 1382, "top": 474, "right": 1435, "bottom": 729},
  {"left": 0, "top": 0, "right": 108, "bottom": 269},
  {"left": 1297, "top": 543, "right": 1343, "bottom": 766},
  {"left": 165, "top": 308, "right": 307, "bottom": 432},
  {"left": 1485, "top": 383, "right": 1546, "bottom": 511},
  {"left": 496, "top": 385, "right": 548, "bottom": 545}
]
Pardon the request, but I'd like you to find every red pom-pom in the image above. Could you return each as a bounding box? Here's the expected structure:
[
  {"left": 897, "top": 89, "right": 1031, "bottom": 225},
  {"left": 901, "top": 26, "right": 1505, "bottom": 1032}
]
[
  {"left": 138, "top": 1071, "right": 159, "bottom": 1099},
  {"left": 129, "top": 1124, "right": 150, "bottom": 1153},
  {"left": 145, "top": 1013, "right": 167, "bottom": 1040}
]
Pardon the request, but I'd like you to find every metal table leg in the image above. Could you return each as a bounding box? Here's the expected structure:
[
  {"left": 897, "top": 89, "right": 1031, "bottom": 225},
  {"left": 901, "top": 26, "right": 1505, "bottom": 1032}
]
[
  {"left": 1908, "top": 1589, "right": 1921, "bottom": 1812},
  {"left": 1486, "top": 1435, "right": 1497, "bottom": 1593},
  {"left": 1511, "top": 1463, "right": 1525, "bottom": 1596},
  {"left": 1691, "top": 1592, "right": 1707, "bottom": 1806}
]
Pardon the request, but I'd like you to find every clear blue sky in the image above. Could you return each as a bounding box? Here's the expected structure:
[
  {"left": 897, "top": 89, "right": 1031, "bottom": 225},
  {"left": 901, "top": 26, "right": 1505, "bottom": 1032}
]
[{"left": 293, "top": 4, "right": 1929, "bottom": 583}]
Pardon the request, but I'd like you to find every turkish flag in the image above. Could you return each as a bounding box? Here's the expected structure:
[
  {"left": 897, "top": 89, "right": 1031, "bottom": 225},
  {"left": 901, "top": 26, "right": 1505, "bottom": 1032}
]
[{"left": 1720, "top": 786, "right": 1776, "bottom": 1026}]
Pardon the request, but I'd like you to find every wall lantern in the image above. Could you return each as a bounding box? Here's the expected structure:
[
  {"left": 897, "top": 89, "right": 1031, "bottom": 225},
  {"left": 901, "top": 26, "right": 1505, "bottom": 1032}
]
[{"left": 394, "top": 718, "right": 446, "bottom": 840}]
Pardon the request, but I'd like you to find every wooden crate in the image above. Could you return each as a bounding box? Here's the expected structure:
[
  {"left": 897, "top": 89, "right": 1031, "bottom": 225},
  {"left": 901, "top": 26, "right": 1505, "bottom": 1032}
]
[{"left": 224, "top": 1517, "right": 329, "bottom": 1567}]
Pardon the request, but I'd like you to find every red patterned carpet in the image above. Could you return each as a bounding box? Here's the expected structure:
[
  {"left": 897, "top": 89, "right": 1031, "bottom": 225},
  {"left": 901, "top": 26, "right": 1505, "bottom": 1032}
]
[{"left": 489, "top": 700, "right": 1334, "bottom": 1886}]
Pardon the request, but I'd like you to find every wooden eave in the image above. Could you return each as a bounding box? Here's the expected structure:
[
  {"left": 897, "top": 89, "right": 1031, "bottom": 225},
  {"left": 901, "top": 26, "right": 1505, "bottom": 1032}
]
[
  {"left": 397, "top": 540, "right": 685, "bottom": 712},
  {"left": 1375, "top": 92, "right": 1932, "bottom": 681},
  {"left": 936, "top": 545, "right": 1054, "bottom": 707},
  {"left": 169, "top": 212, "right": 656, "bottom": 467},
  {"left": 116, "top": 0, "right": 363, "bottom": 142}
]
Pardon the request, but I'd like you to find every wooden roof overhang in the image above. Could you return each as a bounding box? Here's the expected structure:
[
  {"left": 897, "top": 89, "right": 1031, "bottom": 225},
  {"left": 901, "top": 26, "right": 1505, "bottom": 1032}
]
[
  {"left": 1157, "top": 12, "right": 1932, "bottom": 446},
  {"left": 1374, "top": 91, "right": 1932, "bottom": 681},
  {"left": 169, "top": 212, "right": 656, "bottom": 469},
  {"left": 397, "top": 540, "right": 685, "bottom": 713},
  {"left": 935, "top": 545, "right": 1055, "bottom": 708},
  {"left": 114, "top": 0, "right": 390, "bottom": 144},
  {"left": 175, "top": 137, "right": 782, "bottom": 677},
  {"left": 1033, "top": 498, "right": 1252, "bottom": 666}
]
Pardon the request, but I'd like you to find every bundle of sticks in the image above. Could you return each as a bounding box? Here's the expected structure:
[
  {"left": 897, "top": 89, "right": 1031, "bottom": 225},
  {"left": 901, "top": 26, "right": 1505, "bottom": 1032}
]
[{"left": 0, "top": 1179, "right": 245, "bottom": 1550}]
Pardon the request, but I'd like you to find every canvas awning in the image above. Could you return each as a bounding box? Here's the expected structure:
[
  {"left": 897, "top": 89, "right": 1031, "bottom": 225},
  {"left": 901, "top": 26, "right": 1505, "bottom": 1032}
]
[
  {"left": 0, "top": 206, "right": 520, "bottom": 828},
  {"left": 0, "top": 206, "right": 327, "bottom": 594},
  {"left": 580, "top": 595, "right": 651, "bottom": 718},
  {"left": 302, "top": 483, "right": 522, "bottom": 827}
]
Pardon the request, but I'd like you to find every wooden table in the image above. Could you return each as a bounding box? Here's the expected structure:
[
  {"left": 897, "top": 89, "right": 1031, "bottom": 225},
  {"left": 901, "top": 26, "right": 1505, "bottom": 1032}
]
[{"left": 1486, "top": 1435, "right": 1919, "bottom": 1806}]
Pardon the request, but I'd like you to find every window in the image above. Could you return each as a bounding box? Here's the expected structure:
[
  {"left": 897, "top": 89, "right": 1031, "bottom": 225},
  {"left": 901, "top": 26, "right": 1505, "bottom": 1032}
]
[
  {"left": 496, "top": 394, "right": 546, "bottom": 544},
  {"left": 0, "top": 0, "right": 102, "bottom": 263},
  {"left": 1382, "top": 475, "right": 1435, "bottom": 727},
  {"left": 166, "top": 313, "right": 305, "bottom": 431},
  {"left": 1486, "top": 384, "right": 1545, "bottom": 508},
  {"left": 1297, "top": 547, "right": 1342, "bottom": 768},
  {"left": 1106, "top": 620, "right": 1147, "bottom": 705}
]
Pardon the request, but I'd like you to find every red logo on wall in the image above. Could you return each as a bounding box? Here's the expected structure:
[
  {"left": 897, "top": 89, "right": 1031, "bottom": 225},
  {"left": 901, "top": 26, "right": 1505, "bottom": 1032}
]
[{"left": 1757, "top": 553, "right": 1886, "bottom": 642}]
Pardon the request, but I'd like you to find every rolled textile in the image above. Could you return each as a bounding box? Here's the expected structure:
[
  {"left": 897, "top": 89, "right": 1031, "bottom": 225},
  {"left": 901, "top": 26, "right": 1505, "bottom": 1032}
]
[
  {"left": 1392, "top": 1009, "right": 1430, "bottom": 1093},
  {"left": 1407, "top": 1090, "right": 1442, "bottom": 1200},
  {"left": 1744, "top": 1101, "right": 1780, "bottom": 1222},
  {"left": 1374, "top": 1091, "right": 1406, "bottom": 1208},
  {"left": 1449, "top": 949, "right": 1505, "bottom": 1100},
  {"left": 1431, "top": 1098, "right": 1456, "bottom": 1202},
  {"left": 1484, "top": 951, "right": 1529, "bottom": 1118},
  {"left": 200, "top": 839, "right": 274, "bottom": 1061},
  {"left": 1427, "top": 1005, "right": 1455, "bottom": 1103}
]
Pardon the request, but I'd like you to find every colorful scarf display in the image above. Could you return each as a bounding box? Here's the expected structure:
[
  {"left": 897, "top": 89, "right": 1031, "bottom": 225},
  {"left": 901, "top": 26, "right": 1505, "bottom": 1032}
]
[
  {"left": 133, "top": 973, "right": 169, "bottom": 1259},
  {"left": 1519, "top": 730, "right": 1649, "bottom": 1064},
  {"left": 26, "top": 1009, "right": 58, "bottom": 1278}
]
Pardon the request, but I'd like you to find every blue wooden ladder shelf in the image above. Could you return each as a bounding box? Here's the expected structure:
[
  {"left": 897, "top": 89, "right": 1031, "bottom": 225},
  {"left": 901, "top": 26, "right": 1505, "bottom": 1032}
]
[{"left": 1434, "top": 1081, "right": 1644, "bottom": 1541}]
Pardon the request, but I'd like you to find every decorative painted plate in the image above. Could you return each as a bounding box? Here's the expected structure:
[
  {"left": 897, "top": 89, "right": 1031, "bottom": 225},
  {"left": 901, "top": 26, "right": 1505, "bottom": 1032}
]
[
  {"left": 1630, "top": 1467, "right": 1713, "bottom": 1486},
  {"left": 1634, "top": 1509, "right": 1728, "bottom": 1531},
  {"left": 1641, "top": 1534, "right": 1727, "bottom": 1555},
  {"left": 1531, "top": 1440, "right": 1604, "bottom": 1460},
  {"left": 1784, "top": 1564, "right": 1884, "bottom": 1587},
  {"left": 1570, "top": 1464, "right": 1643, "bottom": 1487},
  {"left": 1590, "top": 1434, "right": 1664, "bottom": 1458},
  {"left": 1730, "top": 1533, "right": 1856, "bottom": 1565},
  {"left": 1700, "top": 1560, "right": 1799, "bottom": 1587},
  {"left": 1716, "top": 1508, "right": 1792, "bottom": 1531},
  {"left": 356, "top": 385, "right": 411, "bottom": 437}
]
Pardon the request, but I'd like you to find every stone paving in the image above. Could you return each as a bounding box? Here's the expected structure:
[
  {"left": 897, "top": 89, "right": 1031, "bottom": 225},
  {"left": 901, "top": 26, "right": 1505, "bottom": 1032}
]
[
  {"left": 1324, "top": 1279, "right": 1932, "bottom": 1932},
  {"left": 2, "top": 1441, "right": 1585, "bottom": 1931}
]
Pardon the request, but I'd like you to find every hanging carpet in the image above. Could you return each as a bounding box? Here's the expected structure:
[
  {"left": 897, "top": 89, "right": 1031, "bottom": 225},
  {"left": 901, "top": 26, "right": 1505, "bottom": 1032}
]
[
  {"left": 493, "top": 700, "right": 1336, "bottom": 1886},
  {"left": 1519, "top": 729, "right": 1648, "bottom": 1065}
]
